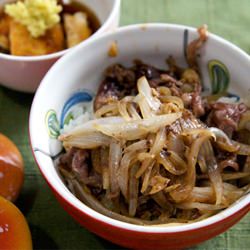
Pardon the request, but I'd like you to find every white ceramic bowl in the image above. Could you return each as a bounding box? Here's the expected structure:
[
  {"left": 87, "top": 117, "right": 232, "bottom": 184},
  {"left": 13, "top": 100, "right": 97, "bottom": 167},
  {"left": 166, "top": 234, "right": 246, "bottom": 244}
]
[
  {"left": 0, "top": 0, "right": 120, "bottom": 93},
  {"left": 30, "top": 24, "right": 250, "bottom": 249}
]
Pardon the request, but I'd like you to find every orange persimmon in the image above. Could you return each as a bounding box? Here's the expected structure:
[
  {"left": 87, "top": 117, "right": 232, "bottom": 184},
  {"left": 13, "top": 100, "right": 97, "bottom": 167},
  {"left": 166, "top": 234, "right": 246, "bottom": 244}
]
[
  {"left": 0, "top": 133, "right": 24, "bottom": 202},
  {"left": 0, "top": 195, "right": 32, "bottom": 249}
]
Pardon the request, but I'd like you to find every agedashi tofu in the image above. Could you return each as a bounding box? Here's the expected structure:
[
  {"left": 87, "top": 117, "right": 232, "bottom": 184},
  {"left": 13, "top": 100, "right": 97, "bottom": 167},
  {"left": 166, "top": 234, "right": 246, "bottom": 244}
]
[
  {"left": 0, "top": 14, "right": 11, "bottom": 50},
  {"left": 63, "top": 12, "right": 92, "bottom": 48},
  {"left": 5, "top": 0, "right": 62, "bottom": 38},
  {"left": 9, "top": 21, "right": 65, "bottom": 56}
]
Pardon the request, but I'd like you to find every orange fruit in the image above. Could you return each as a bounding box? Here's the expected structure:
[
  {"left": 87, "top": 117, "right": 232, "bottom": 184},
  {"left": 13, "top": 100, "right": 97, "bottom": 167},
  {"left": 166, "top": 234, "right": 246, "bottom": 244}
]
[
  {"left": 0, "top": 133, "right": 24, "bottom": 202},
  {"left": 0, "top": 195, "right": 32, "bottom": 249}
]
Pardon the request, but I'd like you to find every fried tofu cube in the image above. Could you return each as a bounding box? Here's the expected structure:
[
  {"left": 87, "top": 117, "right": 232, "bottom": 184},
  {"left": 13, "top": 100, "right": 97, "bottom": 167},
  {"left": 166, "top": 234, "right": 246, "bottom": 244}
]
[
  {"left": 0, "top": 14, "right": 11, "bottom": 50},
  {"left": 0, "top": 34, "right": 9, "bottom": 51},
  {"left": 9, "top": 21, "right": 65, "bottom": 56},
  {"left": 63, "top": 12, "right": 92, "bottom": 48}
]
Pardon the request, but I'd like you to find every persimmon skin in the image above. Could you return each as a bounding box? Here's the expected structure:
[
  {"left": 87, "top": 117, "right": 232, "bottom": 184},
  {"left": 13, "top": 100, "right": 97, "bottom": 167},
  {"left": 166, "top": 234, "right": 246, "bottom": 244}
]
[
  {"left": 0, "top": 133, "right": 24, "bottom": 202},
  {"left": 0, "top": 195, "right": 32, "bottom": 249}
]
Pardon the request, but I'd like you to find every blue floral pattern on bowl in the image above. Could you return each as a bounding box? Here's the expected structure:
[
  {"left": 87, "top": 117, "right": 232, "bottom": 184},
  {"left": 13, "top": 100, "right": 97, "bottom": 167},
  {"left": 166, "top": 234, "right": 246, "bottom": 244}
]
[{"left": 46, "top": 89, "right": 94, "bottom": 139}]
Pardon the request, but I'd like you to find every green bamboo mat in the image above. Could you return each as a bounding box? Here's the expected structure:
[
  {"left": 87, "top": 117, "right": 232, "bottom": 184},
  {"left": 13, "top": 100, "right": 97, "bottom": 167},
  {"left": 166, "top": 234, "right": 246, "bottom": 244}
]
[{"left": 1, "top": 0, "right": 250, "bottom": 249}]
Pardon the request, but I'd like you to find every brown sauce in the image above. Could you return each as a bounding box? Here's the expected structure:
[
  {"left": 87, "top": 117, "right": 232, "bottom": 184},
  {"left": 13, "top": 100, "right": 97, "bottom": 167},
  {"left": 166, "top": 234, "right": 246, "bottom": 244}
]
[{"left": 61, "top": 0, "right": 101, "bottom": 34}]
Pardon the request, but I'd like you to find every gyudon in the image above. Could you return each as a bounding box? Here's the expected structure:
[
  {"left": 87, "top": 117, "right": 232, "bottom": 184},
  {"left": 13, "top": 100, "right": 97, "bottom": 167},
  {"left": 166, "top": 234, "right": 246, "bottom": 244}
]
[{"left": 58, "top": 25, "right": 250, "bottom": 225}]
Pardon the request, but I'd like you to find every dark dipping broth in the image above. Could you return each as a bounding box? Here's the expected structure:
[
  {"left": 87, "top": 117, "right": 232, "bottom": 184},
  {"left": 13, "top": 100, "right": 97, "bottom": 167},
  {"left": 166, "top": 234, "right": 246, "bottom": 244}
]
[{"left": 60, "top": 0, "right": 101, "bottom": 34}]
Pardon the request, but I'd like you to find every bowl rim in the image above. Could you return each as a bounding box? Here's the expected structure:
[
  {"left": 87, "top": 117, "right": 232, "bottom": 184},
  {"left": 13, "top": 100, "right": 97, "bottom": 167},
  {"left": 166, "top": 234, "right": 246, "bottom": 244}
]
[
  {"left": 30, "top": 22, "right": 250, "bottom": 233},
  {"left": 0, "top": 0, "right": 120, "bottom": 62}
]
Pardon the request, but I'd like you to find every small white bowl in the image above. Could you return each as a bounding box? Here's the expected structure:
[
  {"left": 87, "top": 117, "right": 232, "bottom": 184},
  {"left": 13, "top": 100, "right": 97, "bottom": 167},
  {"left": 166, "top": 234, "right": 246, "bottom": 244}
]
[
  {"left": 30, "top": 23, "right": 250, "bottom": 249},
  {"left": 0, "top": 0, "right": 120, "bottom": 93}
]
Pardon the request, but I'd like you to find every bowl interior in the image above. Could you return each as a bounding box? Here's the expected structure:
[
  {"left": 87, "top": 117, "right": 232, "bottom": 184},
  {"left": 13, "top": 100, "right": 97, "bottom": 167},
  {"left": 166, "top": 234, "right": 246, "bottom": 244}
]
[
  {"left": 82, "top": 0, "right": 117, "bottom": 25},
  {"left": 30, "top": 23, "right": 250, "bottom": 233}
]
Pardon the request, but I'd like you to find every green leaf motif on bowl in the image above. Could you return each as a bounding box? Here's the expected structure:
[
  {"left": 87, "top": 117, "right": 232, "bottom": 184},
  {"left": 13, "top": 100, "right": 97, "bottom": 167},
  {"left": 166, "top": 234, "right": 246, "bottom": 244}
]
[
  {"left": 208, "top": 60, "right": 229, "bottom": 94},
  {"left": 45, "top": 110, "right": 60, "bottom": 139},
  {"left": 63, "top": 112, "right": 74, "bottom": 126}
]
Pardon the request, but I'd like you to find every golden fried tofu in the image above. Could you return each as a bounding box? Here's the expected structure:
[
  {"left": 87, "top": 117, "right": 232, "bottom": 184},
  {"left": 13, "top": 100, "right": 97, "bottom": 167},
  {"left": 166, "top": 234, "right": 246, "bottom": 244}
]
[
  {"left": 63, "top": 12, "right": 92, "bottom": 48},
  {"left": 0, "top": 14, "right": 11, "bottom": 50},
  {"left": 9, "top": 21, "right": 65, "bottom": 56}
]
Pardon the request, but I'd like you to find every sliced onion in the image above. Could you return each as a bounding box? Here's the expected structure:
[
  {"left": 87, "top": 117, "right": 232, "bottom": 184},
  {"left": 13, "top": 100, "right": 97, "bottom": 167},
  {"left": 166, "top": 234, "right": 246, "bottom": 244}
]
[
  {"left": 137, "top": 152, "right": 154, "bottom": 161},
  {"left": 201, "top": 140, "right": 223, "bottom": 205},
  {"left": 149, "top": 175, "right": 170, "bottom": 194},
  {"left": 222, "top": 182, "right": 246, "bottom": 205},
  {"left": 197, "top": 181, "right": 245, "bottom": 206},
  {"left": 71, "top": 179, "right": 156, "bottom": 225},
  {"left": 223, "top": 189, "right": 245, "bottom": 205},
  {"left": 168, "top": 150, "right": 187, "bottom": 172},
  {"left": 160, "top": 96, "right": 184, "bottom": 109},
  {"left": 63, "top": 132, "right": 110, "bottom": 149},
  {"left": 197, "top": 152, "right": 207, "bottom": 173},
  {"left": 128, "top": 163, "right": 139, "bottom": 217},
  {"left": 150, "top": 127, "right": 167, "bottom": 156},
  {"left": 187, "top": 135, "right": 211, "bottom": 184},
  {"left": 109, "top": 138, "right": 121, "bottom": 195},
  {"left": 170, "top": 134, "right": 212, "bottom": 202},
  {"left": 189, "top": 186, "right": 215, "bottom": 203},
  {"left": 124, "top": 140, "right": 148, "bottom": 153},
  {"left": 141, "top": 160, "right": 155, "bottom": 193},
  {"left": 182, "top": 128, "right": 216, "bottom": 141},
  {"left": 136, "top": 127, "right": 167, "bottom": 178},
  {"left": 128, "top": 103, "right": 142, "bottom": 120},
  {"left": 137, "top": 76, "right": 161, "bottom": 112},
  {"left": 94, "top": 113, "right": 181, "bottom": 141},
  {"left": 59, "top": 116, "right": 124, "bottom": 141},
  {"left": 192, "top": 211, "right": 215, "bottom": 222},
  {"left": 176, "top": 202, "right": 225, "bottom": 212},
  {"left": 157, "top": 152, "right": 186, "bottom": 175},
  {"left": 94, "top": 103, "right": 118, "bottom": 118},
  {"left": 139, "top": 96, "right": 156, "bottom": 118},
  {"left": 232, "top": 141, "right": 250, "bottom": 155},
  {"left": 118, "top": 100, "right": 131, "bottom": 121},
  {"left": 222, "top": 172, "right": 250, "bottom": 181},
  {"left": 101, "top": 147, "right": 109, "bottom": 189},
  {"left": 118, "top": 150, "right": 142, "bottom": 199},
  {"left": 223, "top": 182, "right": 241, "bottom": 191},
  {"left": 163, "top": 184, "right": 181, "bottom": 193},
  {"left": 208, "top": 127, "right": 239, "bottom": 152},
  {"left": 167, "top": 133, "right": 185, "bottom": 157}
]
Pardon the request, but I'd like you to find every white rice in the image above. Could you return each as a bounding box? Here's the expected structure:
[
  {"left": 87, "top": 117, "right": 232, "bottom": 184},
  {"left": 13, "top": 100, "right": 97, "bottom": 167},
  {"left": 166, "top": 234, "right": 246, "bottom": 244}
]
[
  {"left": 216, "top": 96, "right": 238, "bottom": 104},
  {"left": 61, "top": 101, "right": 94, "bottom": 133}
]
